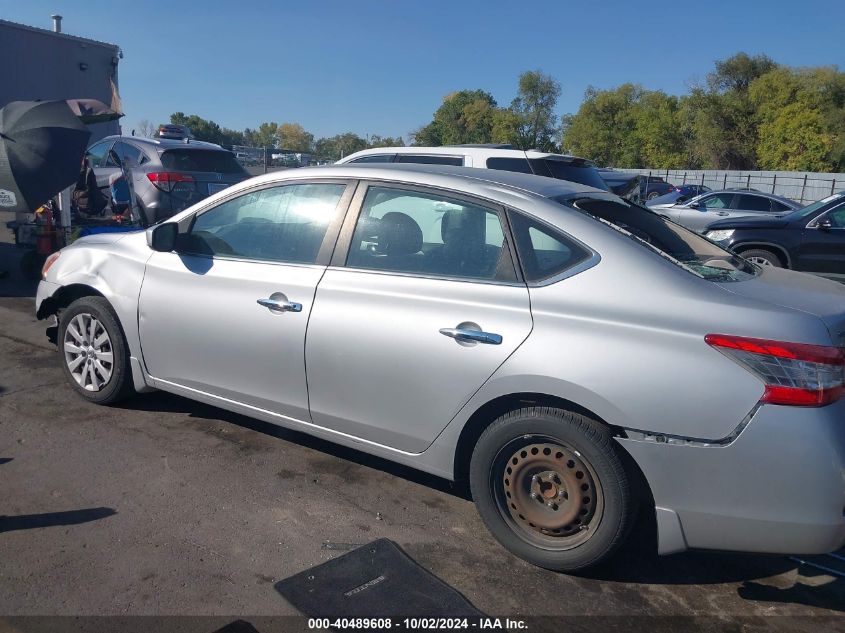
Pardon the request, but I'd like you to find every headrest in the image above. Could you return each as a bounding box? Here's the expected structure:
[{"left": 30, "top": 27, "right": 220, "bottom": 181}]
[
  {"left": 376, "top": 212, "right": 422, "bottom": 256},
  {"left": 441, "top": 209, "right": 482, "bottom": 244}
]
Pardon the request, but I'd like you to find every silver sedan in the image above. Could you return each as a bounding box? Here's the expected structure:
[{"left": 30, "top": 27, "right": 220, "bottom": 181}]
[
  {"left": 650, "top": 189, "right": 801, "bottom": 232},
  {"left": 36, "top": 165, "right": 845, "bottom": 571}
]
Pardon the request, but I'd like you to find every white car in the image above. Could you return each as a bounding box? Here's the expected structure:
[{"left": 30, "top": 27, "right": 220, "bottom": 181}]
[{"left": 337, "top": 144, "right": 610, "bottom": 192}]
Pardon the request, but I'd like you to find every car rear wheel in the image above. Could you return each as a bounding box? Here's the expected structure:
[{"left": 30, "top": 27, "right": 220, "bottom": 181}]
[
  {"left": 58, "top": 296, "right": 135, "bottom": 404},
  {"left": 646, "top": 191, "right": 661, "bottom": 200},
  {"left": 740, "top": 248, "right": 783, "bottom": 268},
  {"left": 470, "top": 407, "right": 635, "bottom": 571}
]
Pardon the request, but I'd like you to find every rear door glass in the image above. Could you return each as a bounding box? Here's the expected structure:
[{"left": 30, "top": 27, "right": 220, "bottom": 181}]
[
  {"left": 160, "top": 149, "right": 245, "bottom": 174},
  {"left": 486, "top": 157, "right": 532, "bottom": 174},
  {"left": 395, "top": 155, "right": 463, "bottom": 166},
  {"left": 736, "top": 194, "right": 773, "bottom": 212},
  {"left": 541, "top": 160, "right": 609, "bottom": 190}
]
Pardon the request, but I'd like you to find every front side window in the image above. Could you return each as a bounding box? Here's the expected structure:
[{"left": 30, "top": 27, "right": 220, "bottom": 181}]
[
  {"left": 508, "top": 212, "right": 591, "bottom": 283},
  {"left": 699, "top": 193, "right": 734, "bottom": 209},
  {"left": 346, "top": 186, "right": 515, "bottom": 281},
  {"left": 564, "top": 196, "right": 757, "bottom": 281},
  {"left": 823, "top": 206, "right": 845, "bottom": 228},
  {"left": 180, "top": 183, "right": 346, "bottom": 264}
]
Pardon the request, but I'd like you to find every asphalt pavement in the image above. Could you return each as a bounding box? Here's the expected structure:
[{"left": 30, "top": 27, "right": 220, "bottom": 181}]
[{"left": 0, "top": 237, "right": 843, "bottom": 630}]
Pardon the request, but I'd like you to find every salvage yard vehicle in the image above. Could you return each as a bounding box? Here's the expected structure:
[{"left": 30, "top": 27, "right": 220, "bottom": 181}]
[
  {"left": 650, "top": 188, "right": 801, "bottom": 233},
  {"left": 36, "top": 165, "right": 845, "bottom": 572},
  {"left": 705, "top": 191, "right": 845, "bottom": 281}
]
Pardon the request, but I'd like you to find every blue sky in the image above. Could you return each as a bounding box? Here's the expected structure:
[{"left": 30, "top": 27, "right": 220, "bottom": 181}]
[{"left": 4, "top": 0, "right": 845, "bottom": 141}]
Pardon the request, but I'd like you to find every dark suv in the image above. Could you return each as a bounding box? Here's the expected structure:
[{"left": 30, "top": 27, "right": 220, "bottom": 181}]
[
  {"left": 704, "top": 192, "right": 845, "bottom": 281},
  {"left": 84, "top": 136, "right": 250, "bottom": 224}
]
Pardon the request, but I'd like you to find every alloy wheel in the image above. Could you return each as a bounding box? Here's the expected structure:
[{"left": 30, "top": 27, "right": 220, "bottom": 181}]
[{"left": 63, "top": 313, "right": 114, "bottom": 392}]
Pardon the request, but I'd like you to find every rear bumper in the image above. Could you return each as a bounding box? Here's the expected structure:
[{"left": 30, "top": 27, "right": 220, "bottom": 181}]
[{"left": 618, "top": 399, "right": 845, "bottom": 556}]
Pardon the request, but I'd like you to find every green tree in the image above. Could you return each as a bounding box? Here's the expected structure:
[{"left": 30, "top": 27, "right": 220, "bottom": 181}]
[
  {"left": 412, "top": 90, "right": 498, "bottom": 145},
  {"left": 315, "top": 132, "right": 368, "bottom": 160},
  {"left": 510, "top": 70, "right": 561, "bottom": 151},
  {"left": 277, "top": 122, "right": 314, "bottom": 152},
  {"left": 368, "top": 135, "right": 406, "bottom": 148}
]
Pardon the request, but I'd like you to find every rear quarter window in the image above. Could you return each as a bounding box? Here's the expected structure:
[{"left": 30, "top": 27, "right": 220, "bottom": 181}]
[
  {"left": 160, "top": 149, "right": 246, "bottom": 174},
  {"left": 507, "top": 211, "right": 592, "bottom": 283},
  {"left": 486, "top": 157, "right": 533, "bottom": 174},
  {"left": 541, "top": 160, "right": 608, "bottom": 191}
]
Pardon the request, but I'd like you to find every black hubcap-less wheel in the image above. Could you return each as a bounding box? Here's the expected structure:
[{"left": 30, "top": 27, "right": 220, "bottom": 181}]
[{"left": 494, "top": 438, "right": 604, "bottom": 550}]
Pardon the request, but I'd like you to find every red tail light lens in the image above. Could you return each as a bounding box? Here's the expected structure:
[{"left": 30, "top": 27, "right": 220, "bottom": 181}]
[
  {"left": 146, "top": 172, "right": 195, "bottom": 192},
  {"left": 705, "top": 334, "right": 845, "bottom": 407}
]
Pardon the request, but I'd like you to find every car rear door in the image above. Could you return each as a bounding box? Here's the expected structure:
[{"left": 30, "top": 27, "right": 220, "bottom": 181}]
[
  {"left": 138, "top": 180, "right": 354, "bottom": 421},
  {"left": 304, "top": 182, "right": 532, "bottom": 452}
]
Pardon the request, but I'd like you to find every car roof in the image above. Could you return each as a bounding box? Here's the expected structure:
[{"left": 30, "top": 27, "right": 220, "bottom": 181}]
[
  {"left": 706, "top": 189, "right": 800, "bottom": 206},
  {"left": 244, "top": 163, "right": 604, "bottom": 200},
  {"left": 340, "top": 145, "right": 593, "bottom": 164},
  {"left": 97, "top": 135, "right": 226, "bottom": 151}
]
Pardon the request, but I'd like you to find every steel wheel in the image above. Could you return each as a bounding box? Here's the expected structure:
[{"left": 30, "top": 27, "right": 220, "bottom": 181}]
[
  {"left": 494, "top": 437, "right": 604, "bottom": 550},
  {"left": 63, "top": 312, "right": 114, "bottom": 392}
]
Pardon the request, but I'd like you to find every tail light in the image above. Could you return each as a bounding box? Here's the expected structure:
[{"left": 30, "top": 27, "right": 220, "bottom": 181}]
[
  {"left": 147, "top": 172, "right": 195, "bottom": 192},
  {"left": 706, "top": 334, "right": 845, "bottom": 407}
]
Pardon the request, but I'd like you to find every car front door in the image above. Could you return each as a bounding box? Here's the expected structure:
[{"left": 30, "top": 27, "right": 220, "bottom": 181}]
[
  {"left": 138, "top": 180, "right": 354, "bottom": 421},
  {"left": 305, "top": 183, "right": 533, "bottom": 452},
  {"left": 797, "top": 205, "right": 845, "bottom": 278},
  {"left": 675, "top": 192, "right": 736, "bottom": 232}
]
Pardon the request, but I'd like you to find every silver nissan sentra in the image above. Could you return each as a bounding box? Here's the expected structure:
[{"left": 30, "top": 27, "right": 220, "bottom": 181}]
[{"left": 36, "top": 164, "right": 845, "bottom": 571}]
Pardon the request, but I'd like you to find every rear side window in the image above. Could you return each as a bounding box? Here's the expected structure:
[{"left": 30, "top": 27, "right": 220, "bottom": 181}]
[
  {"left": 486, "top": 157, "right": 532, "bottom": 174},
  {"left": 395, "top": 154, "right": 463, "bottom": 166},
  {"left": 114, "top": 141, "right": 146, "bottom": 167},
  {"left": 771, "top": 200, "right": 792, "bottom": 212},
  {"left": 541, "top": 159, "right": 609, "bottom": 191},
  {"left": 508, "top": 212, "right": 591, "bottom": 283},
  {"left": 160, "top": 149, "right": 245, "bottom": 174},
  {"left": 736, "top": 194, "right": 773, "bottom": 212},
  {"left": 349, "top": 154, "right": 395, "bottom": 163}
]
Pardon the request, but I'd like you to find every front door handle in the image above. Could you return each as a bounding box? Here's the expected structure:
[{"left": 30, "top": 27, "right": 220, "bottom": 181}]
[
  {"left": 716, "top": 211, "right": 729, "bottom": 216},
  {"left": 257, "top": 298, "right": 302, "bottom": 313},
  {"left": 439, "top": 327, "right": 502, "bottom": 345}
]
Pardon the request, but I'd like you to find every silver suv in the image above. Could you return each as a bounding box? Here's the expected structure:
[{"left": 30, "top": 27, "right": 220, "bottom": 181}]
[
  {"left": 36, "top": 165, "right": 845, "bottom": 571},
  {"left": 84, "top": 136, "right": 250, "bottom": 225}
]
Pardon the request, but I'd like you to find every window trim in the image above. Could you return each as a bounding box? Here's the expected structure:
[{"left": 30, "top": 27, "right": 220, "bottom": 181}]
[
  {"left": 330, "top": 180, "right": 523, "bottom": 285},
  {"left": 176, "top": 178, "right": 358, "bottom": 267},
  {"left": 505, "top": 207, "right": 600, "bottom": 287}
]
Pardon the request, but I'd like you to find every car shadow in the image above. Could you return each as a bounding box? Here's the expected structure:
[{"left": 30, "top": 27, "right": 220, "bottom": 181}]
[
  {"left": 0, "top": 507, "right": 116, "bottom": 533},
  {"left": 118, "top": 390, "right": 467, "bottom": 500},
  {"left": 117, "top": 391, "right": 842, "bottom": 608},
  {"left": 0, "top": 457, "right": 12, "bottom": 465}
]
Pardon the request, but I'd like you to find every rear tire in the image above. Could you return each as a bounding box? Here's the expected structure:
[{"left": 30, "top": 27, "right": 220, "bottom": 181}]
[
  {"left": 740, "top": 248, "right": 783, "bottom": 268},
  {"left": 469, "top": 407, "right": 635, "bottom": 571},
  {"left": 57, "top": 296, "right": 135, "bottom": 404}
]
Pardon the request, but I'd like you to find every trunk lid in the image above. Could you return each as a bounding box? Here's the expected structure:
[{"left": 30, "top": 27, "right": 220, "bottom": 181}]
[{"left": 717, "top": 267, "right": 845, "bottom": 345}]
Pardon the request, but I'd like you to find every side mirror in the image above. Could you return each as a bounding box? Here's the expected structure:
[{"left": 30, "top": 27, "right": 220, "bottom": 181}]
[
  {"left": 146, "top": 222, "right": 178, "bottom": 252},
  {"left": 108, "top": 149, "right": 122, "bottom": 167},
  {"left": 818, "top": 218, "right": 834, "bottom": 231},
  {"left": 687, "top": 201, "right": 700, "bottom": 209}
]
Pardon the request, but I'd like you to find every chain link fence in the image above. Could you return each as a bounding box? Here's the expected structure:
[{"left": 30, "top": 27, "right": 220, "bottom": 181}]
[{"left": 617, "top": 168, "right": 844, "bottom": 204}]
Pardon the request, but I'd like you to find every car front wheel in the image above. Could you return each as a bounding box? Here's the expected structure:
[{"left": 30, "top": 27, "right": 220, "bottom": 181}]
[
  {"left": 740, "top": 248, "right": 783, "bottom": 268},
  {"left": 58, "top": 296, "right": 135, "bottom": 404},
  {"left": 470, "top": 407, "right": 635, "bottom": 571}
]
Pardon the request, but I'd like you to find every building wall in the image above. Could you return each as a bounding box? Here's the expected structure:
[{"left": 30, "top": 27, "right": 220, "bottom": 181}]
[{"left": 0, "top": 21, "right": 121, "bottom": 142}]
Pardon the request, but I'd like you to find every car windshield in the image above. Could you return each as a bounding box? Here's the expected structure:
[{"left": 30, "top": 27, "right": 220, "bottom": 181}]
[
  {"left": 787, "top": 193, "right": 845, "bottom": 219},
  {"left": 553, "top": 194, "right": 758, "bottom": 281},
  {"left": 160, "top": 149, "right": 245, "bottom": 174}
]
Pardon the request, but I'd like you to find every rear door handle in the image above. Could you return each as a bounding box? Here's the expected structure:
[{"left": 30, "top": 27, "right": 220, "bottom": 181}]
[
  {"left": 257, "top": 298, "right": 302, "bottom": 313},
  {"left": 716, "top": 212, "right": 729, "bottom": 216},
  {"left": 439, "top": 327, "right": 502, "bottom": 345}
]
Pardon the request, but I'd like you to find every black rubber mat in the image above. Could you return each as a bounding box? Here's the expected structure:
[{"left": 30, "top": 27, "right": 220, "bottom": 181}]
[{"left": 275, "top": 538, "right": 483, "bottom": 617}]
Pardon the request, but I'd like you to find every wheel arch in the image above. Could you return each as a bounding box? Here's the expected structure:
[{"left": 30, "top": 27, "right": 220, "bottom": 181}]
[
  {"left": 37, "top": 283, "right": 106, "bottom": 320},
  {"left": 732, "top": 241, "right": 792, "bottom": 268}
]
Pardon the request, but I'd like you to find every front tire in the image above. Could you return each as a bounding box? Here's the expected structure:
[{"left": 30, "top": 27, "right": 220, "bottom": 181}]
[
  {"left": 58, "top": 296, "right": 135, "bottom": 404},
  {"left": 470, "top": 407, "right": 635, "bottom": 571},
  {"left": 739, "top": 248, "right": 783, "bottom": 268}
]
